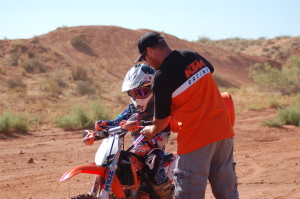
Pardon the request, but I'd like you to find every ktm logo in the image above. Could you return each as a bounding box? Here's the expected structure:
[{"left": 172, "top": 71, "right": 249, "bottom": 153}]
[{"left": 185, "top": 60, "right": 205, "bottom": 78}]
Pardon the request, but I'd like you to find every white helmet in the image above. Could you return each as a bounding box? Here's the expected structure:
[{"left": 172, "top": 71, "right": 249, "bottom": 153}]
[{"left": 122, "top": 64, "right": 155, "bottom": 112}]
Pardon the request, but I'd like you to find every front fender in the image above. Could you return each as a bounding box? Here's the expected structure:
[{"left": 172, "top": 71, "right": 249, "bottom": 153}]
[
  {"left": 59, "top": 164, "right": 105, "bottom": 182},
  {"left": 59, "top": 164, "right": 126, "bottom": 198}
]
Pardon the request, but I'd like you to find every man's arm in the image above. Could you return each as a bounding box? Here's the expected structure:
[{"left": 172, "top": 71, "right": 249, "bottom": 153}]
[{"left": 140, "top": 116, "right": 171, "bottom": 139}]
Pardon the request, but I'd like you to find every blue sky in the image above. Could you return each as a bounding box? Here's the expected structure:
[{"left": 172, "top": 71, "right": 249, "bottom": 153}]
[{"left": 1, "top": 0, "right": 299, "bottom": 41}]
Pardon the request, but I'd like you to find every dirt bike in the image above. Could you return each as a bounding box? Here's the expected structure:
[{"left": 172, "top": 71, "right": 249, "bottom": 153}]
[{"left": 59, "top": 121, "right": 176, "bottom": 199}]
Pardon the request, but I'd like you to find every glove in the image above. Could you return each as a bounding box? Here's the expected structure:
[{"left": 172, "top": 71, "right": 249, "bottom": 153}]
[
  {"left": 82, "top": 130, "right": 95, "bottom": 146},
  {"left": 95, "top": 120, "right": 108, "bottom": 131}
]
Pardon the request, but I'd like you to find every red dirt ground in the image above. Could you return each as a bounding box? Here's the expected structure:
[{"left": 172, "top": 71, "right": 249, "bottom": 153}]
[{"left": 1, "top": 108, "right": 300, "bottom": 199}]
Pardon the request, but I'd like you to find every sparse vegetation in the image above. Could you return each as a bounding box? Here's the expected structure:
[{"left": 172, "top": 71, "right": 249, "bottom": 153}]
[
  {"left": 196, "top": 37, "right": 266, "bottom": 52},
  {"left": 249, "top": 57, "right": 300, "bottom": 95}
]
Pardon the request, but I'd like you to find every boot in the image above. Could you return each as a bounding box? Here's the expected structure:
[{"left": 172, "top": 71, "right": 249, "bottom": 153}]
[{"left": 152, "top": 180, "right": 172, "bottom": 199}]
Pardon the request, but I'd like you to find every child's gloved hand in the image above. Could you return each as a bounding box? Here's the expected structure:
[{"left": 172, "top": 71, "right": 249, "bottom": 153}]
[
  {"left": 82, "top": 130, "right": 95, "bottom": 146},
  {"left": 95, "top": 120, "right": 108, "bottom": 131}
]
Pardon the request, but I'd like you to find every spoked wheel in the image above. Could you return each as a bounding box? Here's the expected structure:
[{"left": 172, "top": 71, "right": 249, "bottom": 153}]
[
  {"left": 70, "top": 193, "right": 116, "bottom": 199},
  {"left": 71, "top": 194, "right": 97, "bottom": 199}
]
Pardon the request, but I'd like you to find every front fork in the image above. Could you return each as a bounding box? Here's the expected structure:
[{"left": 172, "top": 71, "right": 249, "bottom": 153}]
[{"left": 90, "top": 175, "right": 102, "bottom": 197}]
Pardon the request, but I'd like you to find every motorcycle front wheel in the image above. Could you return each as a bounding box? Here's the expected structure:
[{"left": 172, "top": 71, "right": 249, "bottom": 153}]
[
  {"left": 70, "top": 193, "right": 116, "bottom": 199},
  {"left": 71, "top": 194, "right": 97, "bottom": 199}
]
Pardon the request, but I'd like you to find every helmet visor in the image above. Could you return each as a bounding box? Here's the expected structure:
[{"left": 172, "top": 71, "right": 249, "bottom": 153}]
[{"left": 127, "top": 86, "right": 151, "bottom": 99}]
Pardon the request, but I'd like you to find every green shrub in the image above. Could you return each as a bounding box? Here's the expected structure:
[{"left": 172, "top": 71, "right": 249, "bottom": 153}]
[
  {"left": 70, "top": 34, "right": 88, "bottom": 50},
  {"left": 261, "top": 117, "right": 285, "bottom": 128},
  {"left": 89, "top": 101, "right": 112, "bottom": 121},
  {"left": 267, "top": 98, "right": 283, "bottom": 109},
  {"left": 263, "top": 102, "right": 300, "bottom": 127},
  {"left": 249, "top": 57, "right": 300, "bottom": 95},
  {"left": 56, "top": 107, "right": 93, "bottom": 130},
  {"left": 0, "top": 111, "right": 31, "bottom": 134},
  {"left": 56, "top": 102, "right": 112, "bottom": 130},
  {"left": 277, "top": 103, "right": 300, "bottom": 126}
]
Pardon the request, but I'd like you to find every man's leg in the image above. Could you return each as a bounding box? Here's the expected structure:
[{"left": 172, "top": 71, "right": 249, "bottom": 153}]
[
  {"left": 209, "top": 137, "right": 239, "bottom": 199},
  {"left": 173, "top": 143, "right": 217, "bottom": 199}
]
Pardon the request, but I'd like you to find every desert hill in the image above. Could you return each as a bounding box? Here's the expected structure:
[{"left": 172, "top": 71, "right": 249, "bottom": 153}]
[
  {"left": 196, "top": 36, "right": 300, "bottom": 66},
  {"left": 0, "top": 25, "right": 285, "bottom": 116},
  {"left": 0, "top": 26, "right": 280, "bottom": 83}
]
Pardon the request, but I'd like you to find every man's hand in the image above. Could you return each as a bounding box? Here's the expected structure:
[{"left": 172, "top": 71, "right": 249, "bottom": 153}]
[
  {"left": 121, "top": 120, "right": 140, "bottom": 132},
  {"left": 140, "top": 126, "right": 156, "bottom": 139},
  {"left": 141, "top": 116, "right": 171, "bottom": 139}
]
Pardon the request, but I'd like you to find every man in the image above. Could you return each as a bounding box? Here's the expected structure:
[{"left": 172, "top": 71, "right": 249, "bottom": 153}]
[{"left": 137, "top": 32, "right": 239, "bottom": 199}]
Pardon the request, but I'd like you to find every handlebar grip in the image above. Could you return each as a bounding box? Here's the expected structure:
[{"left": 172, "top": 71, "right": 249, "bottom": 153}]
[
  {"left": 82, "top": 130, "right": 88, "bottom": 138},
  {"left": 141, "top": 121, "right": 153, "bottom": 126},
  {"left": 94, "top": 135, "right": 102, "bottom": 141}
]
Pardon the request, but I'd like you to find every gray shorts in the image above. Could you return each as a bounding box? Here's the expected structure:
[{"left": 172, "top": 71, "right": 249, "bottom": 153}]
[{"left": 173, "top": 137, "right": 239, "bottom": 199}]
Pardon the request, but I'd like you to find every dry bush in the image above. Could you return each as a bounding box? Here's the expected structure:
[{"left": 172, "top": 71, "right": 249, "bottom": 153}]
[
  {"left": 75, "top": 80, "right": 95, "bottom": 96},
  {"left": 70, "top": 34, "right": 96, "bottom": 56},
  {"left": 19, "top": 58, "right": 47, "bottom": 73},
  {"left": 6, "top": 53, "right": 21, "bottom": 66},
  {"left": 71, "top": 66, "right": 88, "bottom": 81},
  {"left": 42, "top": 80, "right": 63, "bottom": 97},
  {"left": 41, "top": 70, "right": 69, "bottom": 97},
  {"left": 30, "top": 36, "right": 39, "bottom": 44},
  {"left": 51, "top": 69, "right": 68, "bottom": 88},
  {"left": 10, "top": 41, "right": 28, "bottom": 54},
  {"left": 5, "top": 76, "right": 27, "bottom": 89}
]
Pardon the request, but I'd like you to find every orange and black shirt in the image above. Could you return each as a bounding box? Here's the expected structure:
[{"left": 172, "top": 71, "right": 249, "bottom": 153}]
[{"left": 153, "top": 50, "right": 234, "bottom": 155}]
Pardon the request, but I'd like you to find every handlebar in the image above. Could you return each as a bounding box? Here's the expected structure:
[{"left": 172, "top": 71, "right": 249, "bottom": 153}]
[{"left": 91, "top": 120, "right": 153, "bottom": 141}]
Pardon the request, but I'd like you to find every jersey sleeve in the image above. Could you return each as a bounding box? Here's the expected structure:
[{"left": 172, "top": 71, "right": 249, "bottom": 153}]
[
  {"left": 153, "top": 71, "right": 172, "bottom": 119},
  {"left": 196, "top": 52, "right": 214, "bottom": 73}
]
